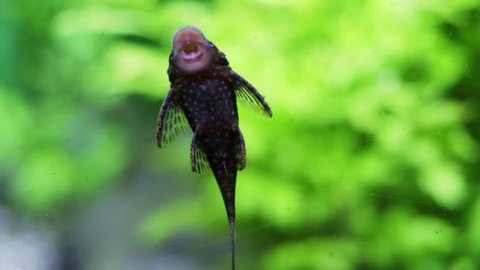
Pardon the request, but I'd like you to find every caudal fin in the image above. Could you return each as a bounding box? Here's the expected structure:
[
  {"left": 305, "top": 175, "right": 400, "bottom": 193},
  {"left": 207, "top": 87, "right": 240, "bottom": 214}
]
[
  {"left": 213, "top": 163, "right": 237, "bottom": 270},
  {"left": 206, "top": 131, "right": 240, "bottom": 269},
  {"left": 229, "top": 216, "right": 236, "bottom": 270},
  {"left": 219, "top": 176, "right": 236, "bottom": 270}
]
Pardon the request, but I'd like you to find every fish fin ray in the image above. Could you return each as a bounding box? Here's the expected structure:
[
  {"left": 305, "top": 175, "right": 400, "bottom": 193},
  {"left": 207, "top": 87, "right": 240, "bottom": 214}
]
[
  {"left": 156, "top": 89, "right": 189, "bottom": 148},
  {"left": 229, "top": 218, "right": 236, "bottom": 270},
  {"left": 236, "top": 130, "right": 246, "bottom": 171},
  {"left": 232, "top": 71, "right": 272, "bottom": 117},
  {"left": 190, "top": 132, "right": 211, "bottom": 174}
]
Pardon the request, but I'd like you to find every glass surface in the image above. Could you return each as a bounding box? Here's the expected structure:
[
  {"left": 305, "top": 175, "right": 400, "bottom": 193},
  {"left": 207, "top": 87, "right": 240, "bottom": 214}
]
[{"left": 1, "top": 0, "right": 479, "bottom": 269}]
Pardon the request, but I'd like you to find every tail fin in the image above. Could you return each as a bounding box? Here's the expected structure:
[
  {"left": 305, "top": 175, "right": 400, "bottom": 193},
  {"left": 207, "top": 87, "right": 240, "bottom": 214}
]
[
  {"left": 229, "top": 209, "right": 236, "bottom": 270},
  {"left": 205, "top": 129, "right": 243, "bottom": 269},
  {"left": 214, "top": 167, "right": 237, "bottom": 270},
  {"left": 211, "top": 157, "right": 237, "bottom": 270}
]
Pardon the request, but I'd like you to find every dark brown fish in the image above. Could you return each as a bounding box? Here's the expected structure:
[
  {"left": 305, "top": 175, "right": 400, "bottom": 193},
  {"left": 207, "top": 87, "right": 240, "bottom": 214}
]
[{"left": 156, "top": 26, "right": 272, "bottom": 269}]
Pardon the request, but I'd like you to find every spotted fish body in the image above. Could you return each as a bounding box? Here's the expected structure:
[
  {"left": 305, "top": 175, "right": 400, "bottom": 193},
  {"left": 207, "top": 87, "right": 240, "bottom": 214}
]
[{"left": 156, "top": 27, "right": 272, "bottom": 269}]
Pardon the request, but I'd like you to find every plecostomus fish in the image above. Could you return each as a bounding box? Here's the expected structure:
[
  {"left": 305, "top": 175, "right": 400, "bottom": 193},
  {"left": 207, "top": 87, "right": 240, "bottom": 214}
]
[{"left": 156, "top": 26, "right": 272, "bottom": 269}]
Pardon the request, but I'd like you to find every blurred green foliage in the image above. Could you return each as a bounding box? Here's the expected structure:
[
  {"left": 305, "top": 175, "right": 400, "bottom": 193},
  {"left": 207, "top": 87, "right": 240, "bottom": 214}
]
[{"left": 1, "top": 0, "right": 480, "bottom": 269}]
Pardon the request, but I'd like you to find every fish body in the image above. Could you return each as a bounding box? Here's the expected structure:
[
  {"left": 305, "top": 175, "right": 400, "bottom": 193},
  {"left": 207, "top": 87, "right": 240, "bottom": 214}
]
[{"left": 156, "top": 27, "right": 272, "bottom": 269}]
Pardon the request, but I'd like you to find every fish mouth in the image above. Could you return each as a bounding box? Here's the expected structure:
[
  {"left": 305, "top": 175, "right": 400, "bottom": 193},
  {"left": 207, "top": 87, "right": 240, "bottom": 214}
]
[
  {"left": 180, "top": 41, "right": 204, "bottom": 63},
  {"left": 173, "top": 27, "right": 212, "bottom": 72}
]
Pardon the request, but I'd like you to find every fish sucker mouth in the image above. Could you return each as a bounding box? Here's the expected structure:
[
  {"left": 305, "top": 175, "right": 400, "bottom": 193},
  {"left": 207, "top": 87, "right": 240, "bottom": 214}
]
[
  {"left": 181, "top": 42, "right": 204, "bottom": 63},
  {"left": 173, "top": 26, "right": 213, "bottom": 72},
  {"left": 184, "top": 42, "right": 198, "bottom": 54}
]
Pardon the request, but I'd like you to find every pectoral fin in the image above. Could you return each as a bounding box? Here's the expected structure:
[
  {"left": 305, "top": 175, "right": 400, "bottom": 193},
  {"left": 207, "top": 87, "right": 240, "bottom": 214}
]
[
  {"left": 156, "top": 89, "right": 189, "bottom": 148},
  {"left": 231, "top": 71, "right": 272, "bottom": 118}
]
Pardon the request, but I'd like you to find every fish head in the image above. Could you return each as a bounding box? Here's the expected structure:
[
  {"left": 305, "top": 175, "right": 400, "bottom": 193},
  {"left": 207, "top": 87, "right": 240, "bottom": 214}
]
[{"left": 172, "top": 26, "right": 215, "bottom": 73}]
